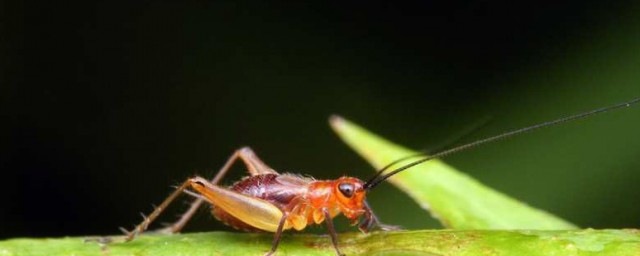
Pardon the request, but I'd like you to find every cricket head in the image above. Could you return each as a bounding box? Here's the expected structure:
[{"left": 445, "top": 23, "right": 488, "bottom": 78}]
[{"left": 333, "top": 176, "right": 367, "bottom": 219}]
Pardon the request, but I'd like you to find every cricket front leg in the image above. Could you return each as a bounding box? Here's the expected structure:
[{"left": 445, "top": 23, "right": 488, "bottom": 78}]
[
  {"left": 358, "top": 200, "right": 402, "bottom": 233},
  {"left": 159, "top": 147, "right": 278, "bottom": 234}
]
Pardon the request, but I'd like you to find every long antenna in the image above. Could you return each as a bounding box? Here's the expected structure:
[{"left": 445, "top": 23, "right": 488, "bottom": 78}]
[
  {"left": 364, "top": 98, "right": 640, "bottom": 190},
  {"left": 365, "top": 116, "right": 494, "bottom": 185}
]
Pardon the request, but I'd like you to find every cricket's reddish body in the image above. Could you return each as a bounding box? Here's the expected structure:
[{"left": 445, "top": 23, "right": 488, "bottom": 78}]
[
  {"left": 119, "top": 146, "right": 389, "bottom": 255},
  {"left": 214, "top": 173, "right": 373, "bottom": 233}
]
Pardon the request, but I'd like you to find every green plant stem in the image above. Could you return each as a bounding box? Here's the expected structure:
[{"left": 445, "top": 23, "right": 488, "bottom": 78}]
[{"left": 2, "top": 229, "right": 639, "bottom": 256}]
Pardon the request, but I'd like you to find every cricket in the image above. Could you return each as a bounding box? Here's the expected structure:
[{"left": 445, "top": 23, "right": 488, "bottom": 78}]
[{"left": 120, "top": 98, "right": 639, "bottom": 256}]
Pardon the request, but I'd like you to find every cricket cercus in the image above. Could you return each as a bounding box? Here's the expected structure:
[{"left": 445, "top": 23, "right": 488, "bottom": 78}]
[{"left": 120, "top": 98, "right": 639, "bottom": 256}]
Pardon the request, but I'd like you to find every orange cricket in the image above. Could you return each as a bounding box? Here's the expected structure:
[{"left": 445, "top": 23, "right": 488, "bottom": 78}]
[{"left": 122, "top": 146, "right": 396, "bottom": 256}]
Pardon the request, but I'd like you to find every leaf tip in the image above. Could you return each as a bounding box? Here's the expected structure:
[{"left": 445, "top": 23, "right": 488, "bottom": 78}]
[{"left": 329, "top": 114, "right": 347, "bottom": 131}]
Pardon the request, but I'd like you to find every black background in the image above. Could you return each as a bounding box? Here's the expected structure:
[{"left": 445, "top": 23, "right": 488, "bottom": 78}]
[{"left": 2, "top": 1, "right": 640, "bottom": 239}]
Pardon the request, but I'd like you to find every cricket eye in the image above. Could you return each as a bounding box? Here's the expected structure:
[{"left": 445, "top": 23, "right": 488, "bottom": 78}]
[{"left": 338, "top": 183, "right": 355, "bottom": 198}]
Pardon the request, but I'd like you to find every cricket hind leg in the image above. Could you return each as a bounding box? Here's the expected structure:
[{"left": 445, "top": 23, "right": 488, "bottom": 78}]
[
  {"left": 123, "top": 175, "right": 285, "bottom": 241},
  {"left": 121, "top": 179, "right": 193, "bottom": 241},
  {"left": 158, "top": 147, "right": 277, "bottom": 234},
  {"left": 123, "top": 147, "right": 276, "bottom": 239}
]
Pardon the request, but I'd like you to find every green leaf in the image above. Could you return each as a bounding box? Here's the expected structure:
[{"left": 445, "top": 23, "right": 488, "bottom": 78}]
[
  {"left": 329, "top": 115, "right": 577, "bottom": 229},
  {"left": 2, "top": 229, "right": 639, "bottom": 256}
]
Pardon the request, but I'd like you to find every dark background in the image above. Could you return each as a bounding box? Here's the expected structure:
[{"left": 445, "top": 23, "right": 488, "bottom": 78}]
[{"left": 2, "top": 1, "right": 640, "bottom": 239}]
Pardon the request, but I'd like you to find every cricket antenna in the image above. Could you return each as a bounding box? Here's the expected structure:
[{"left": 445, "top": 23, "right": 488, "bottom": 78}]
[
  {"left": 364, "top": 116, "right": 494, "bottom": 187},
  {"left": 364, "top": 98, "right": 640, "bottom": 190}
]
